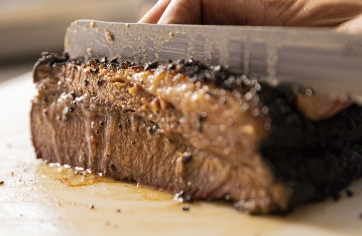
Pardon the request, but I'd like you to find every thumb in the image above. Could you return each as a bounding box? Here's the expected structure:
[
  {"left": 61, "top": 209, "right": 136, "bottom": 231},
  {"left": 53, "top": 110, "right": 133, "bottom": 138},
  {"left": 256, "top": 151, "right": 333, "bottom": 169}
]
[
  {"left": 336, "top": 14, "right": 362, "bottom": 33},
  {"left": 138, "top": 0, "right": 171, "bottom": 24}
]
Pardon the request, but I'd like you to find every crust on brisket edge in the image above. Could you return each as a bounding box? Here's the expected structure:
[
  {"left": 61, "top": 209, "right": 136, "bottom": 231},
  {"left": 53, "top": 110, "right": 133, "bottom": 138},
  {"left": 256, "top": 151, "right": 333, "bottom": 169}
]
[{"left": 31, "top": 52, "right": 362, "bottom": 214}]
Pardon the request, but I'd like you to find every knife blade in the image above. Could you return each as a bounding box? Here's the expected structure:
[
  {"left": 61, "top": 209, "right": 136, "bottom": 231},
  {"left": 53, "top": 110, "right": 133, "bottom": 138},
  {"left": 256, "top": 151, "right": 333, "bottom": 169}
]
[{"left": 65, "top": 20, "right": 362, "bottom": 101}]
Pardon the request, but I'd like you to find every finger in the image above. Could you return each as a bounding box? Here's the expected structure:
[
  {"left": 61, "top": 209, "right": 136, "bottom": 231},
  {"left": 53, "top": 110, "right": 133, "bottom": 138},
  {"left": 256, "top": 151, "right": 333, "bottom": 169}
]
[
  {"left": 200, "top": 0, "right": 263, "bottom": 25},
  {"left": 336, "top": 14, "right": 362, "bottom": 33},
  {"left": 200, "top": 0, "right": 281, "bottom": 26},
  {"left": 138, "top": 0, "right": 171, "bottom": 24},
  {"left": 158, "top": 0, "right": 202, "bottom": 24},
  {"left": 284, "top": 0, "right": 362, "bottom": 27}
]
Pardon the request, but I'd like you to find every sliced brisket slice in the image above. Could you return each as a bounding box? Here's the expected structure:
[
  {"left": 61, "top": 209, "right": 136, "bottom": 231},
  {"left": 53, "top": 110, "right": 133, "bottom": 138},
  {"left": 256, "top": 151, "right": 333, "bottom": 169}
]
[{"left": 31, "top": 52, "right": 362, "bottom": 214}]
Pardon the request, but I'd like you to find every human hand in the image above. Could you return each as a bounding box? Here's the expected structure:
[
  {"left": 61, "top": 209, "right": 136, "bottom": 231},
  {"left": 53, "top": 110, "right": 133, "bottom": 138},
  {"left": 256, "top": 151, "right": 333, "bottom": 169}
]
[{"left": 139, "top": 0, "right": 362, "bottom": 32}]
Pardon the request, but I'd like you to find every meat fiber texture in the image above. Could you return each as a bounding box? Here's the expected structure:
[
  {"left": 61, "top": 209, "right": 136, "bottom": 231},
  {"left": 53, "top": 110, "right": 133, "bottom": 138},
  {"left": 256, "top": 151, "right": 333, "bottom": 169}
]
[{"left": 31, "top": 52, "right": 362, "bottom": 214}]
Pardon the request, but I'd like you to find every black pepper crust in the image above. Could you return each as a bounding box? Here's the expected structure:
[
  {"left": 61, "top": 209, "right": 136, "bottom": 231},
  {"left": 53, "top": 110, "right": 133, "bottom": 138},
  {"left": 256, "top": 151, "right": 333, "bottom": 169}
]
[
  {"left": 253, "top": 77, "right": 362, "bottom": 208},
  {"left": 35, "top": 53, "right": 253, "bottom": 93},
  {"left": 147, "top": 58, "right": 254, "bottom": 93},
  {"left": 33, "top": 52, "right": 362, "bottom": 213}
]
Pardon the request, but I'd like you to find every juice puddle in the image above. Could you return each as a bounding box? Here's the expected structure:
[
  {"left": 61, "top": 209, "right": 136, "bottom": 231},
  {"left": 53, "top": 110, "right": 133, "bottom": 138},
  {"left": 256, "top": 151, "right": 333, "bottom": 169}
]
[
  {"left": 36, "top": 163, "right": 173, "bottom": 201},
  {"left": 37, "top": 163, "right": 112, "bottom": 187}
]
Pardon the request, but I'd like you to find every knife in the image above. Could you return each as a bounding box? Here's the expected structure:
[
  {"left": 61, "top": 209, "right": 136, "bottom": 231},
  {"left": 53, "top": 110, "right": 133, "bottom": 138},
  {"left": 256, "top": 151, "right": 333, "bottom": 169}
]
[{"left": 64, "top": 20, "right": 362, "bottom": 101}]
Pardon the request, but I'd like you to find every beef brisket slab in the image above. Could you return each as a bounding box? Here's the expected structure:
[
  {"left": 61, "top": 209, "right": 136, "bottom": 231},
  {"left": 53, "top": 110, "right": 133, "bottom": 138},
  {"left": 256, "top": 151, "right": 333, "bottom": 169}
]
[{"left": 31, "top": 52, "right": 362, "bottom": 214}]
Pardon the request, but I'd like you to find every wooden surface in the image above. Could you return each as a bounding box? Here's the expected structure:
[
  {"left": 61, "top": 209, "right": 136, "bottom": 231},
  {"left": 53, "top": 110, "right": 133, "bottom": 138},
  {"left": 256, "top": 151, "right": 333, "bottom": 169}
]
[{"left": 1, "top": 73, "right": 362, "bottom": 236}]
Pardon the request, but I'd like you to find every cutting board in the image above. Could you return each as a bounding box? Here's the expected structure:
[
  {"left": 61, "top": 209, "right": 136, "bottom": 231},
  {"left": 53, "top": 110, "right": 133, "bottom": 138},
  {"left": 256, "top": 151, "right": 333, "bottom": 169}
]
[{"left": 1, "top": 73, "right": 362, "bottom": 236}]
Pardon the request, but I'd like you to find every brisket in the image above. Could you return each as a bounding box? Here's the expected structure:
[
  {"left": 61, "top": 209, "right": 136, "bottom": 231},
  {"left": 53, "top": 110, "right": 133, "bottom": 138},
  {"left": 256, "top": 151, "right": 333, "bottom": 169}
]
[{"left": 31, "top": 52, "right": 362, "bottom": 214}]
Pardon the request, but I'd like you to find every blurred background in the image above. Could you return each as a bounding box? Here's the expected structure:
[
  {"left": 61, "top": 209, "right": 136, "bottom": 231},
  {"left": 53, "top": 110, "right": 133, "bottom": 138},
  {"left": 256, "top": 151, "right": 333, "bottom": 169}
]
[{"left": 0, "top": 0, "right": 157, "bottom": 83}]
